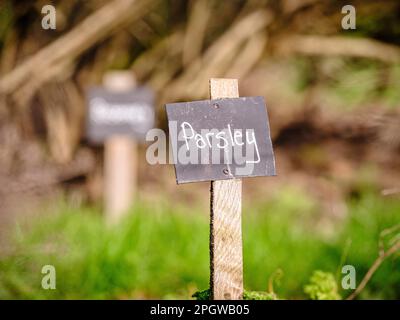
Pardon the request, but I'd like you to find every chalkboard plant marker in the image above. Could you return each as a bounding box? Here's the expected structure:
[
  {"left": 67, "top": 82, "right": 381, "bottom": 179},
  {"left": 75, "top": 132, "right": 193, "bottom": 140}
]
[
  {"left": 165, "top": 78, "right": 276, "bottom": 300},
  {"left": 209, "top": 78, "right": 243, "bottom": 300},
  {"left": 103, "top": 71, "right": 138, "bottom": 224}
]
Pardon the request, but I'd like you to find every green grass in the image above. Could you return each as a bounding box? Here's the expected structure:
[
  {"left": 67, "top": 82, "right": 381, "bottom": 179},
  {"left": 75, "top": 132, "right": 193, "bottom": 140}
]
[
  {"left": 244, "top": 190, "right": 400, "bottom": 299},
  {"left": 292, "top": 57, "right": 400, "bottom": 111},
  {"left": 0, "top": 191, "right": 399, "bottom": 299}
]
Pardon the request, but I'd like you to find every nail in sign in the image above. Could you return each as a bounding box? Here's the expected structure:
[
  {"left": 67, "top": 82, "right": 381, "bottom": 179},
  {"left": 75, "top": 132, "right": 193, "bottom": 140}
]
[
  {"left": 86, "top": 87, "right": 155, "bottom": 144},
  {"left": 165, "top": 96, "right": 276, "bottom": 184}
]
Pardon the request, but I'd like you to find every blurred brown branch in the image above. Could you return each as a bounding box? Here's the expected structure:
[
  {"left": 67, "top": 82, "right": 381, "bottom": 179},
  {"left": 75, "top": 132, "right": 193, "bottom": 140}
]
[
  {"left": 0, "top": 0, "right": 157, "bottom": 105},
  {"left": 163, "top": 9, "right": 273, "bottom": 101},
  {"left": 347, "top": 225, "right": 400, "bottom": 300},
  {"left": 382, "top": 188, "right": 400, "bottom": 196},
  {"left": 182, "top": 0, "right": 211, "bottom": 67},
  {"left": 275, "top": 35, "right": 400, "bottom": 63}
]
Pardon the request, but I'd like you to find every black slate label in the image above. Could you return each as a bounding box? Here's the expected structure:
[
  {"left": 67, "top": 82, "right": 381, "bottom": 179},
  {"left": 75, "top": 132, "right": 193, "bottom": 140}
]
[{"left": 165, "top": 96, "right": 276, "bottom": 184}]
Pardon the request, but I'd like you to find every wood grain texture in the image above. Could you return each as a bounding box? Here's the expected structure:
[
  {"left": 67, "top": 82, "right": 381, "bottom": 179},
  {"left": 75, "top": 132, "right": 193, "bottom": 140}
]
[
  {"left": 104, "top": 71, "right": 137, "bottom": 224},
  {"left": 209, "top": 78, "right": 243, "bottom": 300}
]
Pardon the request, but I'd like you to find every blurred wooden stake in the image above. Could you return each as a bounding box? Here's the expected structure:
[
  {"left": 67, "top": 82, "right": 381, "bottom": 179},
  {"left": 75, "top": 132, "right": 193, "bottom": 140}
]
[
  {"left": 103, "top": 71, "right": 137, "bottom": 224},
  {"left": 209, "top": 78, "right": 243, "bottom": 300}
]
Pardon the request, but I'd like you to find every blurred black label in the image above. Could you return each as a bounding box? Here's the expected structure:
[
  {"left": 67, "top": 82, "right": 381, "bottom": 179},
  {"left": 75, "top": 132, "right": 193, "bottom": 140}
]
[{"left": 86, "top": 86, "right": 155, "bottom": 144}]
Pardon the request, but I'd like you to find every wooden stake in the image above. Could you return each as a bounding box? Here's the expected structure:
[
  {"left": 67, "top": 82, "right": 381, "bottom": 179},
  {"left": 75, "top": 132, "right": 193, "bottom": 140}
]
[
  {"left": 103, "top": 71, "right": 137, "bottom": 224},
  {"left": 209, "top": 78, "right": 243, "bottom": 300}
]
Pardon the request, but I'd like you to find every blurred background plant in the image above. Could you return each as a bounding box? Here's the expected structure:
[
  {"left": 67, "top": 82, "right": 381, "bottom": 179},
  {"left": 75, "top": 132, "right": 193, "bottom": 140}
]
[
  {"left": 0, "top": 192, "right": 399, "bottom": 299},
  {"left": 304, "top": 271, "right": 341, "bottom": 300},
  {"left": 0, "top": 0, "right": 399, "bottom": 299}
]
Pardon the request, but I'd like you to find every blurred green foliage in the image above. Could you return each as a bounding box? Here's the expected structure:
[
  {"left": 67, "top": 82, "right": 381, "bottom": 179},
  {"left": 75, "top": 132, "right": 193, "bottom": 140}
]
[
  {"left": 304, "top": 270, "right": 341, "bottom": 300},
  {"left": 0, "top": 190, "right": 398, "bottom": 299},
  {"left": 192, "top": 288, "right": 277, "bottom": 300},
  {"left": 293, "top": 57, "right": 400, "bottom": 111},
  {"left": 0, "top": 0, "right": 13, "bottom": 43}
]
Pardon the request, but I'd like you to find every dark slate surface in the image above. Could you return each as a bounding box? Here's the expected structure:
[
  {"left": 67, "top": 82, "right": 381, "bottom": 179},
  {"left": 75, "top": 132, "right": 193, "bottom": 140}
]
[{"left": 166, "top": 96, "right": 276, "bottom": 184}]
